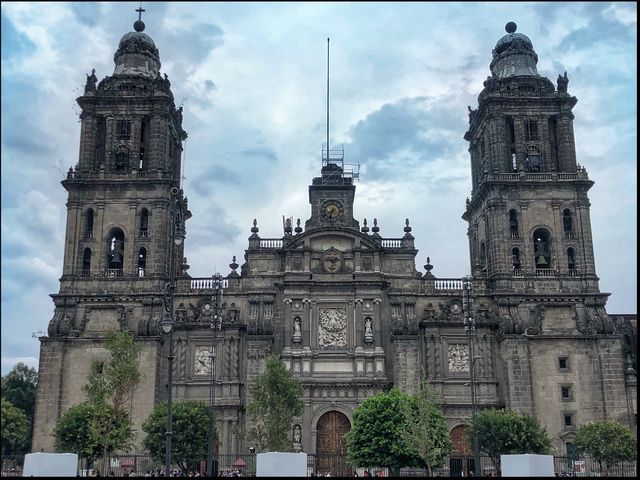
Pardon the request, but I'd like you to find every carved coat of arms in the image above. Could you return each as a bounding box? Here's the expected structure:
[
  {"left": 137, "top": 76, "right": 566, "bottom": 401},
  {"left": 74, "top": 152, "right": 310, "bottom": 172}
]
[{"left": 318, "top": 308, "right": 347, "bottom": 348}]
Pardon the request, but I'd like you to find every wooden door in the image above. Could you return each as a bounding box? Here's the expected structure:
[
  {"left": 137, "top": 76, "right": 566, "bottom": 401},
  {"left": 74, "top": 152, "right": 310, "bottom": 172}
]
[{"left": 316, "top": 411, "right": 351, "bottom": 476}]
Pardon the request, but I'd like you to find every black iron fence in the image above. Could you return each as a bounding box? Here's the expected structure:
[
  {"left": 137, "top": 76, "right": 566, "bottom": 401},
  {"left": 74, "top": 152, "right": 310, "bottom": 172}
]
[{"left": 1, "top": 453, "right": 636, "bottom": 477}]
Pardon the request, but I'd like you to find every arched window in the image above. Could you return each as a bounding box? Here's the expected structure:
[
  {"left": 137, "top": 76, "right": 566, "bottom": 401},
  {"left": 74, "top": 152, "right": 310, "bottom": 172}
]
[
  {"left": 563, "top": 209, "right": 573, "bottom": 237},
  {"left": 567, "top": 247, "right": 576, "bottom": 274},
  {"left": 533, "top": 228, "right": 552, "bottom": 270},
  {"left": 139, "top": 208, "right": 149, "bottom": 237},
  {"left": 138, "top": 247, "right": 147, "bottom": 277},
  {"left": 526, "top": 145, "right": 542, "bottom": 172},
  {"left": 85, "top": 208, "right": 94, "bottom": 238},
  {"left": 106, "top": 228, "right": 125, "bottom": 275},
  {"left": 479, "top": 241, "right": 486, "bottom": 270},
  {"left": 509, "top": 209, "right": 519, "bottom": 238},
  {"left": 512, "top": 247, "right": 521, "bottom": 273},
  {"left": 82, "top": 248, "right": 91, "bottom": 276}
]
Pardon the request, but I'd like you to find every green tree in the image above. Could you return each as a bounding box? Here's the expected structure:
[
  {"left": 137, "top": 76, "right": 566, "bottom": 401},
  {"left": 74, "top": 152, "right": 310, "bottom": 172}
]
[
  {"left": 142, "top": 400, "right": 212, "bottom": 473},
  {"left": 246, "top": 355, "right": 303, "bottom": 452},
  {"left": 1, "top": 362, "right": 38, "bottom": 453},
  {"left": 53, "top": 330, "right": 140, "bottom": 470},
  {"left": 400, "top": 382, "right": 453, "bottom": 476},
  {"left": 1, "top": 362, "right": 38, "bottom": 419},
  {"left": 347, "top": 389, "right": 422, "bottom": 476},
  {"left": 1, "top": 398, "right": 29, "bottom": 456},
  {"left": 53, "top": 402, "right": 132, "bottom": 462},
  {"left": 575, "top": 420, "right": 637, "bottom": 475},
  {"left": 471, "top": 408, "right": 552, "bottom": 473}
]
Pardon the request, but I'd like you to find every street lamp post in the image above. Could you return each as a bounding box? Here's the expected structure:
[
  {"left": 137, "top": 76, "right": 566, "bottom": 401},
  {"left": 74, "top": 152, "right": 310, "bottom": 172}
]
[
  {"left": 162, "top": 187, "right": 184, "bottom": 477},
  {"left": 207, "top": 273, "right": 225, "bottom": 477},
  {"left": 463, "top": 275, "right": 481, "bottom": 476}
]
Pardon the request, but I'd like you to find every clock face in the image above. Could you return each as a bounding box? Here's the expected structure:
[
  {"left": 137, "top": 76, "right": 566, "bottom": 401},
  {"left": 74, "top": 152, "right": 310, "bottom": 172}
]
[{"left": 321, "top": 200, "right": 344, "bottom": 221}]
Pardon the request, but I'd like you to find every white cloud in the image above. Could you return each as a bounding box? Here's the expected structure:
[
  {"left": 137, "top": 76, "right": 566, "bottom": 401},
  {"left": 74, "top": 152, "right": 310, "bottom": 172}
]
[{"left": 1, "top": 2, "right": 636, "bottom": 376}]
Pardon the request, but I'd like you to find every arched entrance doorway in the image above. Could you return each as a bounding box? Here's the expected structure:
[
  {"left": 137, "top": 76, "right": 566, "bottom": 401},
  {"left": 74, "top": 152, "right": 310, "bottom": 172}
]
[
  {"left": 316, "top": 411, "right": 351, "bottom": 477},
  {"left": 449, "top": 424, "right": 475, "bottom": 476}
]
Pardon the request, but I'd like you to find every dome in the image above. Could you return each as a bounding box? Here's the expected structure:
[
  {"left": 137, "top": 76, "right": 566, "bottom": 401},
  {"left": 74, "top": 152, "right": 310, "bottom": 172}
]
[
  {"left": 113, "top": 24, "right": 161, "bottom": 79},
  {"left": 489, "top": 22, "right": 539, "bottom": 79}
]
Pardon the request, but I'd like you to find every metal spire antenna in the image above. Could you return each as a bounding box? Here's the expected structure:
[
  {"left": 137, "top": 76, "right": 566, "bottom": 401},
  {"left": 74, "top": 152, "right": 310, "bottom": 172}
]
[{"left": 326, "top": 37, "right": 330, "bottom": 155}]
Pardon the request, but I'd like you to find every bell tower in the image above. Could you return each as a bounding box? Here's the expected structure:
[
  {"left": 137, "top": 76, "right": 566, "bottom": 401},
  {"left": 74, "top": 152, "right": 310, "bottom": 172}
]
[
  {"left": 33, "top": 12, "right": 189, "bottom": 451},
  {"left": 462, "top": 22, "right": 611, "bottom": 334}
]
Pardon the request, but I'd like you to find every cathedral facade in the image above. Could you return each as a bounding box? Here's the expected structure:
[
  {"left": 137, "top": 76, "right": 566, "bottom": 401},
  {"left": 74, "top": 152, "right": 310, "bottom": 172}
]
[{"left": 33, "top": 15, "right": 636, "bottom": 464}]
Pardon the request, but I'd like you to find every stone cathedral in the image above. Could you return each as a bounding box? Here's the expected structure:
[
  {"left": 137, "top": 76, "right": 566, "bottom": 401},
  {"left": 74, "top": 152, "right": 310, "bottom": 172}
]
[{"left": 33, "top": 14, "right": 636, "bottom": 471}]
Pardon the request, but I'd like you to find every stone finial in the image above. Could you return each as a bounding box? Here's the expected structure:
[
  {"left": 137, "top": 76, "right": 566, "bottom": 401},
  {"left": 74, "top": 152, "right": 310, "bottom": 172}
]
[
  {"left": 229, "top": 255, "right": 239, "bottom": 277},
  {"left": 505, "top": 21, "right": 517, "bottom": 34},
  {"left": 404, "top": 218, "right": 412, "bottom": 233},
  {"left": 424, "top": 257, "right": 433, "bottom": 272},
  {"left": 371, "top": 218, "right": 380, "bottom": 235},
  {"left": 250, "top": 219, "right": 260, "bottom": 239},
  {"left": 361, "top": 218, "right": 370, "bottom": 234},
  {"left": 294, "top": 218, "right": 303, "bottom": 234}
]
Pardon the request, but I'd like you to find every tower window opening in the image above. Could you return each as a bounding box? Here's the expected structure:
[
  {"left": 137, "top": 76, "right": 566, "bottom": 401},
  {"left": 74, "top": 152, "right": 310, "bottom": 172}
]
[
  {"left": 511, "top": 149, "right": 517, "bottom": 172},
  {"left": 509, "top": 209, "right": 519, "bottom": 238},
  {"left": 114, "top": 148, "right": 129, "bottom": 172},
  {"left": 563, "top": 209, "right": 573, "bottom": 236},
  {"left": 95, "top": 116, "right": 106, "bottom": 169},
  {"left": 139, "top": 208, "right": 149, "bottom": 237},
  {"left": 138, "top": 247, "right": 147, "bottom": 277},
  {"left": 567, "top": 247, "right": 576, "bottom": 273},
  {"left": 505, "top": 117, "right": 515, "bottom": 145},
  {"left": 82, "top": 248, "right": 92, "bottom": 276},
  {"left": 116, "top": 119, "right": 131, "bottom": 140},
  {"left": 85, "top": 208, "right": 94, "bottom": 238},
  {"left": 533, "top": 228, "right": 552, "bottom": 270},
  {"left": 480, "top": 241, "right": 486, "bottom": 270},
  {"left": 107, "top": 228, "right": 125, "bottom": 275},
  {"left": 525, "top": 119, "right": 539, "bottom": 142},
  {"left": 526, "top": 145, "right": 542, "bottom": 172},
  {"left": 512, "top": 247, "right": 521, "bottom": 274},
  {"left": 139, "top": 118, "right": 147, "bottom": 169}
]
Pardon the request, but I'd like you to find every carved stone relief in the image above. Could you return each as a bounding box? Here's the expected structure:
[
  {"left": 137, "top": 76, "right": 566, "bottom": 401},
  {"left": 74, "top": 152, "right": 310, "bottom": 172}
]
[
  {"left": 318, "top": 308, "right": 347, "bottom": 348},
  {"left": 194, "top": 346, "right": 213, "bottom": 375},
  {"left": 448, "top": 343, "right": 470, "bottom": 373}
]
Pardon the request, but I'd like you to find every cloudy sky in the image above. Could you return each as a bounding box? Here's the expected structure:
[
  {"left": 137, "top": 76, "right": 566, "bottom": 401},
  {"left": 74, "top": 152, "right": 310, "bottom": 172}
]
[{"left": 1, "top": 2, "right": 636, "bottom": 374}]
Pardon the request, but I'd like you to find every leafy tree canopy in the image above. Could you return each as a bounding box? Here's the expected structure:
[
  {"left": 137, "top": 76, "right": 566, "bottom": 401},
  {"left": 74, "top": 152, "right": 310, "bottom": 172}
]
[
  {"left": 246, "top": 355, "right": 303, "bottom": 452},
  {"left": 142, "top": 400, "right": 212, "bottom": 473},
  {"left": 575, "top": 420, "right": 637, "bottom": 472},
  {"left": 471, "top": 408, "right": 552, "bottom": 470},
  {"left": 1, "top": 362, "right": 38, "bottom": 419},
  {"left": 347, "top": 388, "right": 423, "bottom": 474},
  {"left": 54, "top": 402, "right": 133, "bottom": 461},
  {"left": 400, "top": 382, "right": 453, "bottom": 475},
  {"left": 1, "top": 398, "right": 29, "bottom": 456}
]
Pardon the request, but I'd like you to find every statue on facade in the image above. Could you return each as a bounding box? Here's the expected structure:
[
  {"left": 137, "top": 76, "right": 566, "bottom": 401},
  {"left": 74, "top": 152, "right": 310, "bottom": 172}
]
[
  {"left": 293, "top": 317, "right": 302, "bottom": 342},
  {"left": 557, "top": 71, "right": 569, "bottom": 93},
  {"left": 85, "top": 68, "right": 97, "bottom": 93}
]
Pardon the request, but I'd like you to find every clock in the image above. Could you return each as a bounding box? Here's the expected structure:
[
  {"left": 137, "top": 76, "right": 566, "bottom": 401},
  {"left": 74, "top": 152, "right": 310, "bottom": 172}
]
[{"left": 321, "top": 200, "right": 344, "bottom": 221}]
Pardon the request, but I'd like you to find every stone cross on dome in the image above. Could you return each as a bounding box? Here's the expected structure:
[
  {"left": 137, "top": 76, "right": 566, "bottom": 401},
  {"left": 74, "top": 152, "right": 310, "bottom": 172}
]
[{"left": 134, "top": 4, "right": 146, "bottom": 32}]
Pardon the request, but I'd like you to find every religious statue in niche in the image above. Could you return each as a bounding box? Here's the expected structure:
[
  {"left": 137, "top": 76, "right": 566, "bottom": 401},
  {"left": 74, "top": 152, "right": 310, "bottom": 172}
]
[
  {"left": 447, "top": 344, "right": 470, "bottom": 373},
  {"left": 293, "top": 424, "right": 302, "bottom": 452},
  {"left": 292, "top": 316, "right": 302, "bottom": 343},
  {"left": 364, "top": 317, "right": 374, "bottom": 343},
  {"left": 318, "top": 308, "right": 347, "bottom": 348}
]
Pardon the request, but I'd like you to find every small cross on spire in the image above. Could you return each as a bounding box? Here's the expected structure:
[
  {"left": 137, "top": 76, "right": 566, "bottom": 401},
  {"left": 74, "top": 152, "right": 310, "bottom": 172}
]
[{"left": 136, "top": 4, "right": 145, "bottom": 21}]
